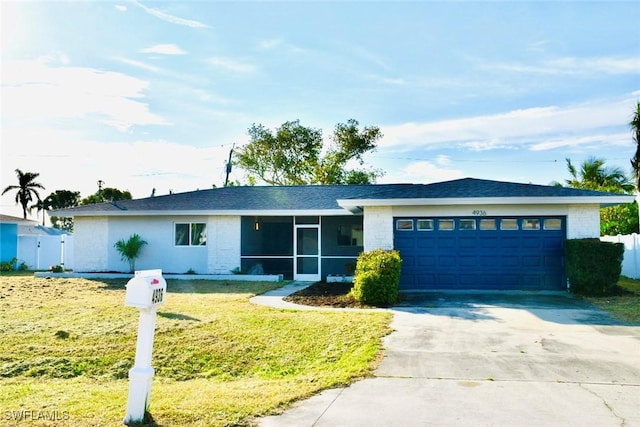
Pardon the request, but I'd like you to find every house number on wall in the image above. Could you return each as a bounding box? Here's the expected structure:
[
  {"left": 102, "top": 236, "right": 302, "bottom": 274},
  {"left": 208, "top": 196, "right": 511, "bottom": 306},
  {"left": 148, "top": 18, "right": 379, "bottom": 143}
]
[
  {"left": 151, "top": 288, "right": 164, "bottom": 304},
  {"left": 472, "top": 210, "right": 487, "bottom": 216}
]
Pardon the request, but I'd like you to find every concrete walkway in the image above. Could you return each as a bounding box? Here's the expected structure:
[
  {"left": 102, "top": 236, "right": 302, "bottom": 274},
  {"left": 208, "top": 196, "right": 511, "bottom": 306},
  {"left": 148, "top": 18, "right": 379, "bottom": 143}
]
[{"left": 253, "top": 285, "right": 640, "bottom": 427}]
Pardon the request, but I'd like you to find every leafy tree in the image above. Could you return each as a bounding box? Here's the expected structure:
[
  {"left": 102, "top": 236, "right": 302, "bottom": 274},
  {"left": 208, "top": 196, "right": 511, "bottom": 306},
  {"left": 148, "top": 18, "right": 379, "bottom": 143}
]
[
  {"left": 1, "top": 169, "right": 45, "bottom": 219},
  {"left": 81, "top": 187, "right": 132, "bottom": 205},
  {"left": 45, "top": 190, "right": 81, "bottom": 231},
  {"left": 234, "top": 119, "right": 383, "bottom": 185},
  {"left": 564, "top": 157, "right": 634, "bottom": 193},
  {"left": 562, "top": 157, "right": 636, "bottom": 236},
  {"left": 601, "top": 201, "right": 639, "bottom": 236},
  {"left": 630, "top": 101, "right": 640, "bottom": 190},
  {"left": 114, "top": 234, "right": 148, "bottom": 273}
]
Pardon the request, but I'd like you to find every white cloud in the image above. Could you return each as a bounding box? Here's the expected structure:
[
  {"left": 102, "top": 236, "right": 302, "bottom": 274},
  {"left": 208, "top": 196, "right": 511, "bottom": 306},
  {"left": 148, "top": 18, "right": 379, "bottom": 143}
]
[
  {"left": 365, "top": 74, "right": 406, "bottom": 86},
  {"left": 435, "top": 155, "right": 452, "bottom": 166},
  {"left": 461, "top": 139, "right": 519, "bottom": 152},
  {"left": 379, "top": 161, "right": 464, "bottom": 184},
  {"left": 134, "top": 1, "right": 208, "bottom": 28},
  {"left": 0, "top": 129, "right": 230, "bottom": 203},
  {"left": 257, "top": 38, "right": 284, "bottom": 50},
  {"left": 484, "top": 55, "right": 640, "bottom": 76},
  {"left": 2, "top": 57, "right": 168, "bottom": 131},
  {"left": 256, "top": 38, "right": 308, "bottom": 55},
  {"left": 530, "top": 132, "right": 631, "bottom": 152},
  {"left": 140, "top": 44, "right": 187, "bottom": 55},
  {"left": 207, "top": 57, "right": 255, "bottom": 73},
  {"left": 115, "top": 5, "right": 127, "bottom": 12},
  {"left": 380, "top": 96, "right": 634, "bottom": 152},
  {"left": 113, "top": 56, "right": 163, "bottom": 73}
]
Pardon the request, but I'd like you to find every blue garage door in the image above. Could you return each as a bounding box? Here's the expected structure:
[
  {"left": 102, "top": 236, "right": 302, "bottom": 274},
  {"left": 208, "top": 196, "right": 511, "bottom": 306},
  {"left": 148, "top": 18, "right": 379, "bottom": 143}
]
[{"left": 394, "top": 217, "right": 566, "bottom": 291}]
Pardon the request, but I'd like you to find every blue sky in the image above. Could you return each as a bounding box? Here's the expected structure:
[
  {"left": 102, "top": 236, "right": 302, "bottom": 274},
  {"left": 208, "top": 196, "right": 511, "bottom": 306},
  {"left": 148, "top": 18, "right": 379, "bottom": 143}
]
[{"left": 1, "top": 1, "right": 639, "bottom": 219}]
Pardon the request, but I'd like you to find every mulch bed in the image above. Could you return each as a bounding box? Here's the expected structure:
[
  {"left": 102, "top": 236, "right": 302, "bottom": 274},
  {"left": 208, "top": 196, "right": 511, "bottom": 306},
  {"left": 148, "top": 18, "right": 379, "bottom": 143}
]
[{"left": 283, "top": 281, "right": 368, "bottom": 308}]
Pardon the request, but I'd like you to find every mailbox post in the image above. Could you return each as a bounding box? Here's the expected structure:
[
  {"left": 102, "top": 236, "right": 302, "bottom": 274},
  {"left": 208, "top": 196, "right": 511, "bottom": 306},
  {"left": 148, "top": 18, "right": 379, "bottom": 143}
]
[{"left": 123, "top": 269, "right": 166, "bottom": 424}]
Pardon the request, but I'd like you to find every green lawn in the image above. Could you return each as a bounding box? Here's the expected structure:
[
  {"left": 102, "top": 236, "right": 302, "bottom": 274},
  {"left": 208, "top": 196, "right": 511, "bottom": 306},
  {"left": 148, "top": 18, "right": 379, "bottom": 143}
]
[
  {"left": 0, "top": 276, "right": 392, "bottom": 426},
  {"left": 586, "top": 276, "right": 640, "bottom": 324}
]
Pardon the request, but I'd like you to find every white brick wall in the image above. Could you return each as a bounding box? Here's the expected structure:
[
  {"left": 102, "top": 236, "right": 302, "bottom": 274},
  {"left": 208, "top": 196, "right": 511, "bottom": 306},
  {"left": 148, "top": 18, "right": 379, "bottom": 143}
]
[
  {"left": 567, "top": 204, "right": 601, "bottom": 239},
  {"left": 73, "top": 217, "right": 109, "bottom": 272},
  {"left": 363, "top": 206, "right": 394, "bottom": 251},
  {"left": 207, "top": 216, "right": 241, "bottom": 274}
]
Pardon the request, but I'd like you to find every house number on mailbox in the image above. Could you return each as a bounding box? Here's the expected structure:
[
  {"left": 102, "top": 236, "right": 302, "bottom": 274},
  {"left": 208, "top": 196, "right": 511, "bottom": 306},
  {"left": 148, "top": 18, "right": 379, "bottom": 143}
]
[{"left": 151, "top": 288, "right": 164, "bottom": 304}]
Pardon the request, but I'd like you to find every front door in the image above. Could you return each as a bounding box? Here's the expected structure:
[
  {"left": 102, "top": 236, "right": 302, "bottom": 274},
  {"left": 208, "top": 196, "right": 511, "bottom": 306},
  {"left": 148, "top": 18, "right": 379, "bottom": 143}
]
[{"left": 294, "top": 225, "right": 320, "bottom": 281}]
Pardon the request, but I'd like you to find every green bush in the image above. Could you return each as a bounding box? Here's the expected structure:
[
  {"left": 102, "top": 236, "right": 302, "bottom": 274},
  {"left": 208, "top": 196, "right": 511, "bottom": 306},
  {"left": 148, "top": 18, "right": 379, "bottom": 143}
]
[
  {"left": 564, "top": 238, "right": 624, "bottom": 296},
  {"left": 0, "top": 258, "right": 18, "bottom": 272},
  {"left": 351, "top": 249, "right": 402, "bottom": 305}
]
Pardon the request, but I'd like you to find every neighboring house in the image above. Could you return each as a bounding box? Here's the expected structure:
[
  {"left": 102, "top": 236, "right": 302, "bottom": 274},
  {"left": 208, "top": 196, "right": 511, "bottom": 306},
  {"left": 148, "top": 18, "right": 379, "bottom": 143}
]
[
  {"left": 0, "top": 214, "right": 30, "bottom": 264},
  {"left": 52, "top": 178, "right": 633, "bottom": 291},
  {"left": 0, "top": 214, "right": 73, "bottom": 270}
]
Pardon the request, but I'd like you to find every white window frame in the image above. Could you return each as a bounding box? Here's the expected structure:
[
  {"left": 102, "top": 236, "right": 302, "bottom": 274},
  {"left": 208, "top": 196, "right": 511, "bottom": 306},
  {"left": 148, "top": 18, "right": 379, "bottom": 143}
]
[{"left": 175, "top": 222, "right": 207, "bottom": 247}]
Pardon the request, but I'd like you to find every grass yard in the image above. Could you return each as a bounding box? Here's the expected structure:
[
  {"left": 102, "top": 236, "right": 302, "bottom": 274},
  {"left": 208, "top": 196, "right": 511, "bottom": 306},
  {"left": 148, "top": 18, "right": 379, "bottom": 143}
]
[
  {"left": 0, "top": 276, "right": 392, "bottom": 426},
  {"left": 586, "top": 276, "right": 640, "bottom": 324}
]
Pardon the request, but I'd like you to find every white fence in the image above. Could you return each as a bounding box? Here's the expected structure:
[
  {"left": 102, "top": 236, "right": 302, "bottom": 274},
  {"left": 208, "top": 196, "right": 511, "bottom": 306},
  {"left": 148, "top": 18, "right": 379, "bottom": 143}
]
[
  {"left": 18, "top": 234, "right": 74, "bottom": 271},
  {"left": 600, "top": 234, "right": 640, "bottom": 279}
]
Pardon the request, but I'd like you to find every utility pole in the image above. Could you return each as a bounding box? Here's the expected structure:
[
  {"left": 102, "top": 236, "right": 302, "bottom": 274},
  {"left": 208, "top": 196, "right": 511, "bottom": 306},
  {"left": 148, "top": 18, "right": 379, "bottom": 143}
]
[{"left": 224, "top": 144, "right": 234, "bottom": 187}]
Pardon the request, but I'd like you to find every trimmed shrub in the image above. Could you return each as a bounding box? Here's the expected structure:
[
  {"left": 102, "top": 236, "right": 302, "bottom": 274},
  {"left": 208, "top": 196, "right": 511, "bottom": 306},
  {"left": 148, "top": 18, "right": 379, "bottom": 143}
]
[
  {"left": 564, "top": 238, "right": 624, "bottom": 296},
  {"left": 351, "top": 249, "right": 402, "bottom": 305}
]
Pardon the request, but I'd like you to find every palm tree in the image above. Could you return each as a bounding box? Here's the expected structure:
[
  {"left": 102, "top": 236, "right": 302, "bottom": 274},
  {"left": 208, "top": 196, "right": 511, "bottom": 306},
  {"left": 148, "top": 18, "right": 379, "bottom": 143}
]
[
  {"left": 631, "top": 101, "right": 640, "bottom": 190},
  {"left": 565, "top": 157, "right": 634, "bottom": 194},
  {"left": 1, "top": 169, "right": 45, "bottom": 219},
  {"left": 30, "top": 199, "right": 47, "bottom": 226},
  {"left": 114, "top": 234, "right": 148, "bottom": 273}
]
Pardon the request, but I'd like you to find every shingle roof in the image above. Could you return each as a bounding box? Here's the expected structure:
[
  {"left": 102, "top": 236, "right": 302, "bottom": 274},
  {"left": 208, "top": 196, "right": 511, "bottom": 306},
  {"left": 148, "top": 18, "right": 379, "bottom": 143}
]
[
  {"left": 343, "top": 178, "right": 625, "bottom": 199},
  {"left": 53, "top": 178, "right": 632, "bottom": 216},
  {"left": 54, "top": 184, "right": 391, "bottom": 214},
  {"left": 0, "top": 214, "right": 38, "bottom": 224}
]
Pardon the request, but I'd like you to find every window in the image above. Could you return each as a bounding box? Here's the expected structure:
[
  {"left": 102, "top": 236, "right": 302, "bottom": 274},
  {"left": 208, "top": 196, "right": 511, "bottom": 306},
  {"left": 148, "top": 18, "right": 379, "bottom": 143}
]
[
  {"left": 522, "top": 219, "right": 540, "bottom": 230},
  {"left": 459, "top": 219, "right": 476, "bottom": 230},
  {"left": 175, "top": 223, "right": 207, "bottom": 246},
  {"left": 417, "top": 219, "right": 434, "bottom": 231},
  {"left": 337, "top": 225, "right": 363, "bottom": 246},
  {"left": 396, "top": 219, "right": 413, "bottom": 231},
  {"left": 500, "top": 219, "right": 519, "bottom": 230},
  {"left": 544, "top": 218, "right": 562, "bottom": 230},
  {"left": 439, "top": 219, "right": 455, "bottom": 231},
  {"left": 479, "top": 219, "right": 497, "bottom": 230}
]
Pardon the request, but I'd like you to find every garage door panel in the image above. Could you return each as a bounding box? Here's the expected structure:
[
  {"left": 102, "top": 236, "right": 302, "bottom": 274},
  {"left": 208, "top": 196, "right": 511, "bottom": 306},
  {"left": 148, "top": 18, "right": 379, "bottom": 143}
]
[
  {"left": 459, "top": 256, "right": 477, "bottom": 267},
  {"left": 479, "top": 237, "right": 499, "bottom": 248},
  {"left": 439, "top": 256, "right": 456, "bottom": 267},
  {"left": 523, "top": 256, "right": 541, "bottom": 267},
  {"left": 438, "top": 275, "right": 456, "bottom": 286},
  {"left": 543, "top": 239, "right": 563, "bottom": 249},
  {"left": 522, "top": 238, "right": 542, "bottom": 248},
  {"left": 501, "top": 256, "right": 519, "bottom": 267},
  {"left": 416, "top": 239, "right": 433, "bottom": 249},
  {"left": 479, "top": 255, "right": 500, "bottom": 266},
  {"left": 395, "top": 216, "right": 565, "bottom": 291},
  {"left": 402, "top": 255, "right": 415, "bottom": 268},
  {"left": 500, "top": 237, "right": 520, "bottom": 247},
  {"left": 437, "top": 237, "right": 456, "bottom": 248},
  {"left": 418, "top": 274, "right": 437, "bottom": 285},
  {"left": 544, "top": 256, "right": 561, "bottom": 268},
  {"left": 459, "top": 237, "right": 478, "bottom": 248}
]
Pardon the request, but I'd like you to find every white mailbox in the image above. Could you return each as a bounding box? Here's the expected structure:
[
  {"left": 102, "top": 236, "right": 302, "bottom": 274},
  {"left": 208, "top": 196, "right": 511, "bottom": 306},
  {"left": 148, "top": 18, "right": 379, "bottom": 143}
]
[{"left": 125, "top": 269, "right": 166, "bottom": 309}]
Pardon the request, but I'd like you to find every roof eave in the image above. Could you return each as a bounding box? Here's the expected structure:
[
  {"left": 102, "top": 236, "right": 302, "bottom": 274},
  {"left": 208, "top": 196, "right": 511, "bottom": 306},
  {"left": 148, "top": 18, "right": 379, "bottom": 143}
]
[
  {"left": 337, "top": 195, "right": 635, "bottom": 210},
  {"left": 50, "top": 208, "right": 355, "bottom": 218}
]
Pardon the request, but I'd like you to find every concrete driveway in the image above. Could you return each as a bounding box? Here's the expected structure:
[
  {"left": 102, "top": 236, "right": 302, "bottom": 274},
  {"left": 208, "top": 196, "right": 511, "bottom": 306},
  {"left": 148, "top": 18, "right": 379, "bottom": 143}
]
[{"left": 258, "top": 290, "right": 640, "bottom": 427}]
